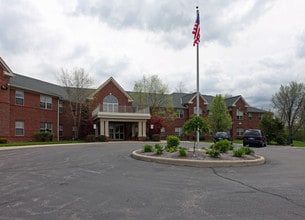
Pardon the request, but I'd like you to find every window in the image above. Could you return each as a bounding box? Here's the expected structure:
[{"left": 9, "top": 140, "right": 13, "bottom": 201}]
[
  {"left": 40, "top": 95, "right": 52, "bottom": 109},
  {"left": 175, "top": 127, "right": 183, "bottom": 137},
  {"left": 248, "top": 112, "right": 253, "bottom": 120},
  {"left": 59, "top": 124, "right": 63, "bottom": 137},
  {"left": 15, "top": 121, "right": 24, "bottom": 136},
  {"left": 193, "top": 107, "right": 202, "bottom": 116},
  {"left": 236, "top": 109, "right": 243, "bottom": 120},
  {"left": 103, "top": 95, "right": 118, "bottom": 112},
  {"left": 16, "top": 90, "right": 24, "bottom": 105},
  {"left": 40, "top": 122, "right": 52, "bottom": 132},
  {"left": 59, "top": 101, "right": 63, "bottom": 114},
  {"left": 236, "top": 128, "right": 244, "bottom": 137},
  {"left": 176, "top": 109, "right": 184, "bottom": 119},
  {"left": 160, "top": 127, "right": 166, "bottom": 136}
]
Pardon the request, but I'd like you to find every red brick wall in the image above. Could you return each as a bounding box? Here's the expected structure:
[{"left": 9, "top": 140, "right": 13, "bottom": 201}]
[
  {"left": 9, "top": 88, "right": 58, "bottom": 142},
  {"left": 0, "top": 69, "right": 11, "bottom": 139},
  {"left": 91, "top": 80, "right": 132, "bottom": 110}
]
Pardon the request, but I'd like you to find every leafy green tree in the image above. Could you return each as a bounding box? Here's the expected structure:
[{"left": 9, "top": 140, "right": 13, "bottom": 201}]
[
  {"left": 272, "top": 81, "right": 305, "bottom": 145},
  {"left": 260, "top": 112, "right": 287, "bottom": 145},
  {"left": 183, "top": 116, "right": 209, "bottom": 153},
  {"left": 208, "top": 94, "right": 232, "bottom": 133}
]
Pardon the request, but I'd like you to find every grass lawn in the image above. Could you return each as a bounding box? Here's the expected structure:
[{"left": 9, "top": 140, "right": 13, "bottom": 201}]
[{"left": 0, "top": 140, "right": 84, "bottom": 148}]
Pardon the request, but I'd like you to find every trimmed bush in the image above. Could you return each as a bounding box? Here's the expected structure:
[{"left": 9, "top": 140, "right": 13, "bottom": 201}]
[
  {"left": 98, "top": 135, "right": 107, "bottom": 142},
  {"left": 233, "top": 148, "right": 245, "bottom": 157},
  {"left": 34, "top": 132, "right": 53, "bottom": 142},
  {"left": 85, "top": 135, "right": 96, "bottom": 142},
  {"left": 144, "top": 144, "right": 154, "bottom": 152},
  {"left": 212, "top": 140, "right": 232, "bottom": 153},
  {"left": 206, "top": 149, "right": 220, "bottom": 158},
  {"left": 242, "top": 146, "right": 254, "bottom": 155},
  {"left": 166, "top": 135, "right": 180, "bottom": 148},
  {"left": 179, "top": 147, "right": 187, "bottom": 157},
  {"left": 0, "top": 138, "right": 8, "bottom": 144},
  {"left": 154, "top": 144, "right": 164, "bottom": 155},
  {"left": 151, "top": 134, "right": 161, "bottom": 142}
]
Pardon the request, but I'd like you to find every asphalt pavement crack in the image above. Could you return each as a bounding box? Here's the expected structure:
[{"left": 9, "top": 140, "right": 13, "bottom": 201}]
[{"left": 210, "top": 167, "right": 305, "bottom": 211}]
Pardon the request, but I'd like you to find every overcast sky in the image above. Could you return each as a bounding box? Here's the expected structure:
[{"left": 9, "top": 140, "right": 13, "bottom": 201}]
[{"left": 1, "top": 0, "right": 305, "bottom": 109}]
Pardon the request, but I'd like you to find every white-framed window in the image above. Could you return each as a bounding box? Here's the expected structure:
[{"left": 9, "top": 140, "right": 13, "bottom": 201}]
[
  {"left": 176, "top": 109, "right": 184, "bottom": 119},
  {"left": 40, "top": 95, "right": 52, "bottom": 109},
  {"left": 16, "top": 90, "right": 24, "bottom": 105},
  {"left": 248, "top": 112, "right": 253, "bottom": 120},
  {"left": 236, "top": 128, "right": 244, "bottom": 136},
  {"left": 236, "top": 109, "right": 243, "bottom": 120},
  {"left": 40, "top": 122, "right": 52, "bottom": 132},
  {"left": 175, "top": 127, "right": 183, "bottom": 137},
  {"left": 59, "top": 124, "right": 63, "bottom": 137},
  {"left": 160, "top": 127, "right": 166, "bottom": 136},
  {"left": 15, "top": 121, "right": 24, "bottom": 136},
  {"left": 59, "top": 101, "right": 63, "bottom": 114},
  {"left": 103, "top": 95, "right": 118, "bottom": 112},
  {"left": 193, "top": 107, "right": 202, "bottom": 116}
]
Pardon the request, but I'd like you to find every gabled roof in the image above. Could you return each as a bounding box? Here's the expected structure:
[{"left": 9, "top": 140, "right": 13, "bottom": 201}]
[
  {"left": 10, "top": 73, "right": 68, "bottom": 98},
  {"left": 224, "top": 95, "right": 249, "bottom": 107},
  {"left": 247, "top": 106, "right": 267, "bottom": 113},
  {"left": 88, "top": 77, "right": 133, "bottom": 102},
  {"left": 171, "top": 92, "right": 210, "bottom": 107},
  {"left": 0, "top": 57, "right": 14, "bottom": 77}
]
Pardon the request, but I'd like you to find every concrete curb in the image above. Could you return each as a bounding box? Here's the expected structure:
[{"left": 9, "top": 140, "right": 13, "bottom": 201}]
[{"left": 131, "top": 149, "right": 265, "bottom": 168}]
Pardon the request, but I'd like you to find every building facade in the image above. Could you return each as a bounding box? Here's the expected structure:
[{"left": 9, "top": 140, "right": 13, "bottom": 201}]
[{"left": 0, "top": 58, "right": 265, "bottom": 142}]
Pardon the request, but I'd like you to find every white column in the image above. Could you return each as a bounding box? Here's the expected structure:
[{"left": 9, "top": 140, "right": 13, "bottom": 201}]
[
  {"left": 142, "top": 121, "right": 146, "bottom": 137},
  {"left": 100, "top": 120, "right": 105, "bottom": 136},
  {"left": 138, "top": 121, "right": 142, "bottom": 137},
  {"left": 105, "top": 120, "right": 109, "bottom": 137}
]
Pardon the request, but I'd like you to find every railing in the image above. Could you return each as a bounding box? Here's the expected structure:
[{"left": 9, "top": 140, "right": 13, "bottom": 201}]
[{"left": 92, "top": 104, "right": 150, "bottom": 116}]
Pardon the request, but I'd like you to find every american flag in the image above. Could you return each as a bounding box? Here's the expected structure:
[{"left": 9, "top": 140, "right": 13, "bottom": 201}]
[{"left": 192, "top": 11, "right": 200, "bottom": 46}]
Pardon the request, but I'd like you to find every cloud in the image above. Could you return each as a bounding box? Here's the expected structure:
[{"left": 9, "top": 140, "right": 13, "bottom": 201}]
[{"left": 297, "top": 30, "right": 305, "bottom": 58}]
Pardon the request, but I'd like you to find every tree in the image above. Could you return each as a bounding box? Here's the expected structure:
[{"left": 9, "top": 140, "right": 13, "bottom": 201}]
[
  {"left": 132, "top": 75, "right": 175, "bottom": 118},
  {"left": 183, "top": 116, "right": 209, "bottom": 153},
  {"left": 58, "top": 68, "right": 93, "bottom": 139},
  {"left": 272, "top": 81, "right": 305, "bottom": 145},
  {"left": 260, "top": 112, "right": 287, "bottom": 145},
  {"left": 208, "top": 94, "right": 232, "bottom": 133}
]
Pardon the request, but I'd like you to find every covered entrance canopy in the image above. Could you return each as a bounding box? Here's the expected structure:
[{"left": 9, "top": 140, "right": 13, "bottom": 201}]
[{"left": 92, "top": 104, "right": 151, "bottom": 141}]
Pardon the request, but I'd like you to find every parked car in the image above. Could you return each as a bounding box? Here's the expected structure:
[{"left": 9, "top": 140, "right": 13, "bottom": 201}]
[
  {"left": 213, "top": 132, "right": 233, "bottom": 144},
  {"left": 243, "top": 129, "right": 267, "bottom": 147}
]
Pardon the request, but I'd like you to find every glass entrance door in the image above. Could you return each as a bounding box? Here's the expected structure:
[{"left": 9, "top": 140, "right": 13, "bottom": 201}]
[{"left": 109, "top": 123, "right": 125, "bottom": 140}]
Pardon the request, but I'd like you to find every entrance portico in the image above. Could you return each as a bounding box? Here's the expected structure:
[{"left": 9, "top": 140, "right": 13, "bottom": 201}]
[{"left": 92, "top": 104, "right": 151, "bottom": 141}]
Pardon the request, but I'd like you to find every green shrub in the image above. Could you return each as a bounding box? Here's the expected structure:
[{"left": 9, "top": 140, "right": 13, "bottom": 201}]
[
  {"left": 34, "top": 132, "right": 53, "bottom": 142},
  {"left": 143, "top": 144, "right": 154, "bottom": 152},
  {"left": 206, "top": 149, "right": 220, "bottom": 158},
  {"left": 165, "top": 146, "right": 177, "bottom": 153},
  {"left": 98, "top": 135, "right": 107, "bottom": 142},
  {"left": 212, "top": 140, "right": 232, "bottom": 153},
  {"left": 233, "top": 148, "right": 245, "bottom": 157},
  {"left": 0, "top": 138, "right": 8, "bottom": 144},
  {"left": 242, "top": 147, "right": 254, "bottom": 155},
  {"left": 151, "top": 134, "right": 161, "bottom": 141},
  {"left": 179, "top": 147, "right": 187, "bottom": 157},
  {"left": 166, "top": 135, "right": 180, "bottom": 148},
  {"left": 85, "top": 135, "right": 96, "bottom": 142},
  {"left": 154, "top": 144, "right": 164, "bottom": 155}
]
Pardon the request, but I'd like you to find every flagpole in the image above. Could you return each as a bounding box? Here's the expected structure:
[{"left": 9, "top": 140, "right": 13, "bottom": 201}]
[{"left": 195, "top": 6, "right": 200, "bottom": 149}]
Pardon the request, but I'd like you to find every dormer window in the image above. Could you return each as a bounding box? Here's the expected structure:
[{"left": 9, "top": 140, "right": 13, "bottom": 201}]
[{"left": 103, "top": 95, "right": 118, "bottom": 112}]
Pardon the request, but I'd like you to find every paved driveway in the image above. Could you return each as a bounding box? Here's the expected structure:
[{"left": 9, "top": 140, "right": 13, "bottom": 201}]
[{"left": 0, "top": 142, "right": 305, "bottom": 220}]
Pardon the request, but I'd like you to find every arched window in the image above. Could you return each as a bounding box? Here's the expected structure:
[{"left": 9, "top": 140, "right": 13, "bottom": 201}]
[{"left": 103, "top": 95, "right": 119, "bottom": 112}]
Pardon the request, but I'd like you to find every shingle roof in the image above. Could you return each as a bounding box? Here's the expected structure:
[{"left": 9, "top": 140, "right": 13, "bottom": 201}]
[
  {"left": 10, "top": 73, "right": 68, "bottom": 99},
  {"left": 9, "top": 73, "right": 266, "bottom": 112}
]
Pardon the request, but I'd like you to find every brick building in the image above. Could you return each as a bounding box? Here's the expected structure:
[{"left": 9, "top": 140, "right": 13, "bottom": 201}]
[{"left": 0, "top": 57, "right": 265, "bottom": 142}]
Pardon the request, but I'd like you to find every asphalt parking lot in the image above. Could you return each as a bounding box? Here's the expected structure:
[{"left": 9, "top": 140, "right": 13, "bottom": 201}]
[{"left": 0, "top": 142, "right": 305, "bottom": 220}]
